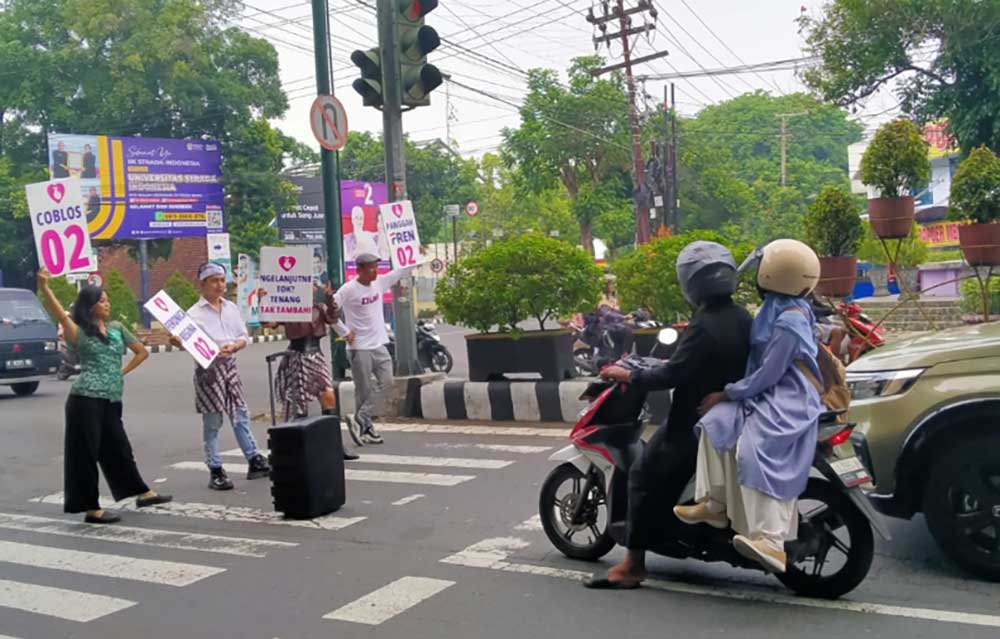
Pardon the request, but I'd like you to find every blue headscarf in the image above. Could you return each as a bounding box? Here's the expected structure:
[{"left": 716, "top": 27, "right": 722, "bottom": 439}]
[{"left": 749, "top": 293, "right": 818, "bottom": 371}]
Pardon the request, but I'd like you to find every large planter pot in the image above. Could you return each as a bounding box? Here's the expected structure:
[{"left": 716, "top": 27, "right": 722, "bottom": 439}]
[
  {"left": 466, "top": 329, "right": 575, "bottom": 382},
  {"left": 868, "top": 196, "right": 915, "bottom": 239},
  {"left": 867, "top": 265, "right": 890, "bottom": 297},
  {"left": 817, "top": 256, "right": 858, "bottom": 298},
  {"left": 959, "top": 223, "right": 1000, "bottom": 266}
]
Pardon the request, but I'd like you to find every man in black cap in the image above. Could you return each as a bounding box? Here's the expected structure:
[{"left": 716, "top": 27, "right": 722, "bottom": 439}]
[{"left": 333, "top": 252, "right": 415, "bottom": 445}]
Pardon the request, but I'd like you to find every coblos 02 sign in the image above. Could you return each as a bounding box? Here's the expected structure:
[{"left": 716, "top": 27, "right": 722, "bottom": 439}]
[{"left": 25, "top": 178, "right": 96, "bottom": 277}]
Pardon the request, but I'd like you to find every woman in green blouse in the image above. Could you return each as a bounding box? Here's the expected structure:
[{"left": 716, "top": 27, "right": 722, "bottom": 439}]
[{"left": 37, "top": 268, "right": 171, "bottom": 524}]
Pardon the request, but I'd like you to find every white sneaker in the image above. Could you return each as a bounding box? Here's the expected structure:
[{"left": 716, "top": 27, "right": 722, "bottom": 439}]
[
  {"left": 733, "top": 535, "right": 787, "bottom": 574},
  {"left": 345, "top": 414, "right": 365, "bottom": 447},
  {"left": 673, "top": 503, "right": 729, "bottom": 529},
  {"left": 363, "top": 424, "right": 384, "bottom": 445}
]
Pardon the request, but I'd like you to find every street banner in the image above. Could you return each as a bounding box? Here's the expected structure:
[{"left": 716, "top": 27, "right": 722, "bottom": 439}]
[
  {"left": 144, "top": 290, "right": 219, "bottom": 369},
  {"left": 25, "top": 177, "right": 96, "bottom": 277},
  {"left": 48, "top": 133, "right": 224, "bottom": 240},
  {"left": 258, "top": 246, "right": 313, "bottom": 322},
  {"left": 236, "top": 253, "right": 261, "bottom": 326},
  {"left": 381, "top": 200, "right": 425, "bottom": 270},
  {"left": 207, "top": 232, "right": 232, "bottom": 283}
]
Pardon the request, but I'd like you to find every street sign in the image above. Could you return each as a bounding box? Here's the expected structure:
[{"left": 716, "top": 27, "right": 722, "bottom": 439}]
[
  {"left": 207, "top": 232, "right": 232, "bottom": 283},
  {"left": 430, "top": 257, "right": 445, "bottom": 273},
  {"left": 465, "top": 200, "right": 480, "bottom": 217},
  {"left": 444, "top": 204, "right": 460, "bottom": 217},
  {"left": 86, "top": 272, "right": 103, "bottom": 288},
  {"left": 309, "top": 95, "right": 349, "bottom": 151},
  {"left": 25, "top": 178, "right": 96, "bottom": 277}
]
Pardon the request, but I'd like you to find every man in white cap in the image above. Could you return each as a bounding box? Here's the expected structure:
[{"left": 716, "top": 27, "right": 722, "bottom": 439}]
[
  {"left": 174, "top": 262, "right": 270, "bottom": 490},
  {"left": 334, "top": 252, "right": 414, "bottom": 445}
]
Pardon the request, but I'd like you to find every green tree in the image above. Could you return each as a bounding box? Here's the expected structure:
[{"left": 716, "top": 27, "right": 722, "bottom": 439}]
[
  {"left": 103, "top": 269, "right": 139, "bottom": 329},
  {"left": 503, "top": 57, "right": 632, "bottom": 254},
  {"left": 0, "top": 0, "right": 295, "bottom": 269},
  {"left": 799, "top": 1, "right": 1000, "bottom": 152},
  {"left": 163, "top": 271, "right": 199, "bottom": 311},
  {"left": 40, "top": 276, "right": 78, "bottom": 309}
]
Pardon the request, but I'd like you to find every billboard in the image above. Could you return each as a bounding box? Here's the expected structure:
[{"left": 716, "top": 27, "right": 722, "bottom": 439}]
[
  {"left": 48, "top": 133, "right": 225, "bottom": 240},
  {"left": 277, "top": 177, "right": 392, "bottom": 300}
]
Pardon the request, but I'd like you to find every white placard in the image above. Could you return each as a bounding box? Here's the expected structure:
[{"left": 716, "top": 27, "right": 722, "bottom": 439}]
[
  {"left": 380, "top": 200, "right": 425, "bottom": 270},
  {"left": 207, "top": 232, "right": 232, "bottom": 283},
  {"left": 25, "top": 178, "right": 95, "bottom": 277},
  {"left": 258, "top": 246, "right": 313, "bottom": 322},
  {"left": 144, "top": 290, "right": 219, "bottom": 369}
]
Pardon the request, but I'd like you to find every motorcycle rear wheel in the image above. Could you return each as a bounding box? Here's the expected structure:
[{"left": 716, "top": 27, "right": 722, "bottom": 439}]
[
  {"left": 777, "top": 478, "right": 874, "bottom": 599},
  {"left": 430, "top": 347, "right": 453, "bottom": 373},
  {"left": 539, "top": 463, "right": 615, "bottom": 561},
  {"left": 573, "top": 348, "right": 595, "bottom": 377}
]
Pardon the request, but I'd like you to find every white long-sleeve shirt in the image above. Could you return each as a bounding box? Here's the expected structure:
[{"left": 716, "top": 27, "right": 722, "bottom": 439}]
[{"left": 333, "top": 267, "right": 412, "bottom": 350}]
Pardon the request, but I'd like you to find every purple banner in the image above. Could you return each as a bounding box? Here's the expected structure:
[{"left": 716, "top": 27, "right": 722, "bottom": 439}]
[{"left": 48, "top": 133, "right": 225, "bottom": 240}]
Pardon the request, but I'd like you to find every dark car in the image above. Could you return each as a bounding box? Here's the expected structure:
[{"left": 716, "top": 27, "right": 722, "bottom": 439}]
[{"left": 0, "top": 288, "right": 60, "bottom": 396}]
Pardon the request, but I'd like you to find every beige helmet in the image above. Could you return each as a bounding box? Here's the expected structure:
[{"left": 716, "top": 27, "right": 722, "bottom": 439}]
[{"left": 756, "top": 239, "right": 820, "bottom": 297}]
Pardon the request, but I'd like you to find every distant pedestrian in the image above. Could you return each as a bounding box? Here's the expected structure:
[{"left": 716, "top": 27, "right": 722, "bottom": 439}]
[
  {"left": 173, "top": 263, "right": 270, "bottom": 491},
  {"left": 266, "top": 281, "right": 359, "bottom": 460},
  {"left": 334, "top": 253, "right": 414, "bottom": 446},
  {"left": 36, "top": 268, "right": 171, "bottom": 524}
]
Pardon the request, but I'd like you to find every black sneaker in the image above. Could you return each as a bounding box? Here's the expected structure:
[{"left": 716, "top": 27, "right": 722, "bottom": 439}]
[
  {"left": 209, "top": 467, "right": 234, "bottom": 491},
  {"left": 246, "top": 454, "right": 271, "bottom": 480},
  {"left": 362, "top": 425, "right": 384, "bottom": 445}
]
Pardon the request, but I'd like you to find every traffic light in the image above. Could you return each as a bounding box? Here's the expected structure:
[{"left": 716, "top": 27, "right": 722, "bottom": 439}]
[
  {"left": 351, "top": 48, "right": 383, "bottom": 108},
  {"left": 396, "top": 0, "right": 442, "bottom": 107}
]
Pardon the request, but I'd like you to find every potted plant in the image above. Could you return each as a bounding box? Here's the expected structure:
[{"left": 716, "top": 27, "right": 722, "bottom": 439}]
[
  {"left": 860, "top": 119, "right": 931, "bottom": 239},
  {"left": 805, "top": 185, "right": 865, "bottom": 297},
  {"left": 949, "top": 145, "right": 1000, "bottom": 266},
  {"left": 435, "top": 233, "right": 602, "bottom": 381},
  {"left": 858, "top": 222, "right": 928, "bottom": 297}
]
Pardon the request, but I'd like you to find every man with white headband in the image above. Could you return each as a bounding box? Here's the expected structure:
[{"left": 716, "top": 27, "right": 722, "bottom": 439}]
[{"left": 173, "top": 262, "right": 270, "bottom": 490}]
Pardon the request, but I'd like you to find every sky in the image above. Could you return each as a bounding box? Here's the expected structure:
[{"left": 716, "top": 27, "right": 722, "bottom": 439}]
[{"left": 239, "top": 0, "right": 905, "bottom": 162}]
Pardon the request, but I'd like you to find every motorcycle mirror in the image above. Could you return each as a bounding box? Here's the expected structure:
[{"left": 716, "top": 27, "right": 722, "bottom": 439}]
[{"left": 657, "top": 328, "right": 679, "bottom": 346}]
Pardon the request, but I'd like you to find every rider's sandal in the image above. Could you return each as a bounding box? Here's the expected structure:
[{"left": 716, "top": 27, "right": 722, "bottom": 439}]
[{"left": 582, "top": 571, "right": 642, "bottom": 590}]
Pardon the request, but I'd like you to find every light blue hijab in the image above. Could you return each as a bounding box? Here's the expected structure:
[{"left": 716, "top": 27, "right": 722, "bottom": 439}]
[{"left": 748, "top": 293, "right": 818, "bottom": 371}]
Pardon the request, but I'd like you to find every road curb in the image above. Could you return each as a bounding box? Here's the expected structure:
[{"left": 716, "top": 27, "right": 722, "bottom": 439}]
[{"left": 145, "top": 333, "right": 286, "bottom": 354}]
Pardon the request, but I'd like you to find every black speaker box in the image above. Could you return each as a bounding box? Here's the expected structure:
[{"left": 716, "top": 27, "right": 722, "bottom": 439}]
[{"left": 267, "top": 415, "right": 345, "bottom": 519}]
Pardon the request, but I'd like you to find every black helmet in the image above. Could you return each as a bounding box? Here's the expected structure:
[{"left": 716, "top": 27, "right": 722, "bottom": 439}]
[{"left": 675, "top": 241, "right": 738, "bottom": 307}]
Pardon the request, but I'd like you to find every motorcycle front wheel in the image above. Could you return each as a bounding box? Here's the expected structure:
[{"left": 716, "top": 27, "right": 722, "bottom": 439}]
[
  {"left": 777, "top": 478, "right": 874, "bottom": 599},
  {"left": 429, "top": 346, "right": 453, "bottom": 373},
  {"left": 539, "top": 463, "right": 615, "bottom": 561}
]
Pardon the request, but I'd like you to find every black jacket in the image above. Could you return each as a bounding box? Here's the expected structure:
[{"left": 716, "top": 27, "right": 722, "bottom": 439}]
[{"left": 630, "top": 300, "right": 752, "bottom": 441}]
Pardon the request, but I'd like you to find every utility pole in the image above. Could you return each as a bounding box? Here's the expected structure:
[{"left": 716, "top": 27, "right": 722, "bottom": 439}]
[
  {"left": 670, "top": 82, "right": 678, "bottom": 233},
  {"left": 587, "top": 0, "right": 667, "bottom": 245},
  {"left": 377, "top": 0, "right": 421, "bottom": 376},
  {"left": 776, "top": 112, "right": 807, "bottom": 188}
]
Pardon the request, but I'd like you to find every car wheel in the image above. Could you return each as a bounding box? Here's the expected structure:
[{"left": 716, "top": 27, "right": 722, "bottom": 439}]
[
  {"left": 11, "top": 382, "right": 39, "bottom": 397},
  {"left": 923, "top": 434, "right": 1000, "bottom": 581}
]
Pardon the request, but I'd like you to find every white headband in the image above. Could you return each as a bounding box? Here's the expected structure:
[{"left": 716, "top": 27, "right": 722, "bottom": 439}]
[{"left": 198, "top": 263, "right": 226, "bottom": 280}]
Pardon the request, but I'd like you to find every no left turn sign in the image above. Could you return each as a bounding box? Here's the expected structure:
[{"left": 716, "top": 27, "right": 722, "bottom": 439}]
[{"left": 310, "top": 95, "right": 349, "bottom": 151}]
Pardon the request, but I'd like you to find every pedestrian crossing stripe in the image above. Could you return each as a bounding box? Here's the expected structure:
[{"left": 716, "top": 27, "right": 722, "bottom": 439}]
[
  {"left": 0, "top": 578, "right": 136, "bottom": 622},
  {"left": 323, "top": 576, "right": 455, "bottom": 625},
  {"left": 169, "top": 462, "right": 476, "bottom": 487},
  {"left": 221, "top": 449, "right": 514, "bottom": 469},
  {"left": 29, "top": 493, "right": 366, "bottom": 530},
  {"left": 0, "top": 512, "right": 297, "bottom": 558},
  {"left": 344, "top": 422, "right": 569, "bottom": 437},
  {"left": 0, "top": 539, "right": 224, "bottom": 587}
]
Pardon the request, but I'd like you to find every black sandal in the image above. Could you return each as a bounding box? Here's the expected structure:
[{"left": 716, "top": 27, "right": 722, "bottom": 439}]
[
  {"left": 84, "top": 511, "right": 121, "bottom": 524},
  {"left": 136, "top": 494, "right": 173, "bottom": 508},
  {"left": 583, "top": 571, "right": 642, "bottom": 590}
]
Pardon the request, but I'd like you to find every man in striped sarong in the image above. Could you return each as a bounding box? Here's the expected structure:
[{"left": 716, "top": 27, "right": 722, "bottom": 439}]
[
  {"left": 270, "top": 282, "right": 359, "bottom": 460},
  {"left": 176, "top": 263, "right": 271, "bottom": 491}
]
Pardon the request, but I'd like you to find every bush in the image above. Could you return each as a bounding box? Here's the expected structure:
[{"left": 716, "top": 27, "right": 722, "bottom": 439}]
[
  {"left": 611, "top": 231, "right": 754, "bottom": 322},
  {"left": 949, "top": 145, "right": 1000, "bottom": 224},
  {"left": 857, "top": 221, "right": 929, "bottom": 268},
  {"left": 102, "top": 270, "right": 139, "bottom": 329},
  {"left": 960, "top": 276, "right": 1000, "bottom": 317},
  {"left": 40, "top": 276, "right": 78, "bottom": 309},
  {"left": 860, "top": 119, "right": 931, "bottom": 198},
  {"left": 435, "top": 233, "right": 603, "bottom": 333},
  {"left": 163, "top": 271, "right": 200, "bottom": 310},
  {"left": 805, "top": 185, "right": 864, "bottom": 256}
]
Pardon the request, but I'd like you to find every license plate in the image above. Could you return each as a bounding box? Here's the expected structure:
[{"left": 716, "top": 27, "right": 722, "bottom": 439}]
[
  {"left": 830, "top": 456, "right": 871, "bottom": 487},
  {"left": 5, "top": 359, "right": 33, "bottom": 370}
]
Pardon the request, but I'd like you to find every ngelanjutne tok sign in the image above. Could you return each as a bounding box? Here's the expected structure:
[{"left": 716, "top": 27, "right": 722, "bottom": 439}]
[{"left": 258, "top": 246, "right": 313, "bottom": 323}]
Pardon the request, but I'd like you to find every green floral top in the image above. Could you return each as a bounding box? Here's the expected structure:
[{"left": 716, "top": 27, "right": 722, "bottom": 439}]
[{"left": 70, "top": 321, "right": 138, "bottom": 403}]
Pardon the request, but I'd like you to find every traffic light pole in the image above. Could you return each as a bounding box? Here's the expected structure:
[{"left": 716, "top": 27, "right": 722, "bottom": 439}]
[
  {"left": 311, "top": 0, "right": 345, "bottom": 377},
  {"left": 378, "top": 0, "right": 422, "bottom": 376}
]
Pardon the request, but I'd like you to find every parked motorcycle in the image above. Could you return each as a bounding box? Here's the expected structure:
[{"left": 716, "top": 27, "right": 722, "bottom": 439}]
[
  {"left": 812, "top": 297, "right": 886, "bottom": 364},
  {"left": 56, "top": 327, "right": 80, "bottom": 381},
  {"left": 384, "top": 320, "right": 454, "bottom": 373},
  {"left": 538, "top": 329, "right": 889, "bottom": 599}
]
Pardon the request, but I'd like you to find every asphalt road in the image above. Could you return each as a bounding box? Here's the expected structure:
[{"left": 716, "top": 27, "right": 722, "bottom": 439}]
[{"left": 0, "top": 341, "right": 998, "bottom": 639}]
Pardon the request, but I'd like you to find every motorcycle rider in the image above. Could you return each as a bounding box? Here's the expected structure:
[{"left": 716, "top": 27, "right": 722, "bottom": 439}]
[
  {"left": 676, "top": 239, "right": 824, "bottom": 574},
  {"left": 584, "top": 240, "right": 753, "bottom": 589}
]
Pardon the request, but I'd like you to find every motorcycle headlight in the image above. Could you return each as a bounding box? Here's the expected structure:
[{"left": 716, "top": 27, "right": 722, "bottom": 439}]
[
  {"left": 44, "top": 341, "right": 57, "bottom": 351},
  {"left": 846, "top": 369, "right": 925, "bottom": 401}
]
